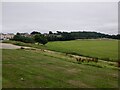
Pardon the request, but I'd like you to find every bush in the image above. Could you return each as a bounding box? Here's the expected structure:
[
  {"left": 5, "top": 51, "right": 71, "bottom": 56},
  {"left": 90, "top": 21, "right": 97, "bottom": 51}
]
[
  {"left": 34, "top": 34, "right": 48, "bottom": 45},
  {"left": 13, "top": 35, "right": 34, "bottom": 43}
]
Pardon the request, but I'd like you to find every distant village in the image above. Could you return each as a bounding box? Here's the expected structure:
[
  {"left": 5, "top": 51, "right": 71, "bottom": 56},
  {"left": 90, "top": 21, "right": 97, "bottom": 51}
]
[
  {"left": 0, "top": 31, "right": 119, "bottom": 41},
  {"left": 0, "top": 33, "right": 14, "bottom": 40},
  {"left": 0, "top": 32, "right": 62, "bottom": 41},
  {"left": 0, "top": 33, "right": 30, "bottom": 40}
]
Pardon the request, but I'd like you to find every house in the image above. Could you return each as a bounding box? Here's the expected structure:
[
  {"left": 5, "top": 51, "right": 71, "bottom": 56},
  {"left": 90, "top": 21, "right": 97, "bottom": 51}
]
[{"left": 0, "top": 33, "right": 14, "bottom": 40}]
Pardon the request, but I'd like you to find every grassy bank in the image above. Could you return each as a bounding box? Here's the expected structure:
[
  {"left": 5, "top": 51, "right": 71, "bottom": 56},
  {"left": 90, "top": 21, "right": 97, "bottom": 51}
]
[{"left": 2, "top": 49, "right": 118, "bottom": 88}]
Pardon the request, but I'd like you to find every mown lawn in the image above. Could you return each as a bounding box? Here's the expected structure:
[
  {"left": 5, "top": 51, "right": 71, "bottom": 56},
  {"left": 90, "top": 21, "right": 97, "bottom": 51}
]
[
  {"left": 46, "top": 39, "right": 119, "bottom": 61},
  {"left": 2, "top": 49, "right": 118, "bottom": 88}
]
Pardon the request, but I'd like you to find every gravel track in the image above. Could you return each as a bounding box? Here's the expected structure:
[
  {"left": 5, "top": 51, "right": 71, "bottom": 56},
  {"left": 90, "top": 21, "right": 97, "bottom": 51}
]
[{"left": 0, "top": 43, "right": 30, "bottom": 49}]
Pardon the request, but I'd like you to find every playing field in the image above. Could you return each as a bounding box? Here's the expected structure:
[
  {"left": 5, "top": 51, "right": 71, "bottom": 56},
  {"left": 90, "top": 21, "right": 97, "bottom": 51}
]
[
  {"left": 2, "top": 49, "right": 118, "bottom": 88},
  {"left": 46, "top": 39, "right": 119, "bottom": 61}
]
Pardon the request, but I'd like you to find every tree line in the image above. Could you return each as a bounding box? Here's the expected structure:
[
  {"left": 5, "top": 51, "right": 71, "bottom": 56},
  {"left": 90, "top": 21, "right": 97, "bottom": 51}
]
[
  {"left": 12, "top": 32, "right": 48, "bottom": 45},
  {"left": 46, "top": 31, "right": 120, "bottom": 41},
  {"left": 12, "top": 31, "right": 120, "bottom": 45}
]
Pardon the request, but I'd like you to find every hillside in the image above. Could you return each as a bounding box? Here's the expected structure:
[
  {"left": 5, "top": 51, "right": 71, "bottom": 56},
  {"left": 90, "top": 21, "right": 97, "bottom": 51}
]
[{"left": 2, "top": 49, "right": 118, "bottom": 88}]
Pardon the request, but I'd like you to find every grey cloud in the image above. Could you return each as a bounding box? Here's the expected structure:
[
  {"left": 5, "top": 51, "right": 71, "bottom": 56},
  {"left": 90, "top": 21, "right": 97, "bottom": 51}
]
[{"left": 2, "top": 2, "right": 118, "bottom": 34}]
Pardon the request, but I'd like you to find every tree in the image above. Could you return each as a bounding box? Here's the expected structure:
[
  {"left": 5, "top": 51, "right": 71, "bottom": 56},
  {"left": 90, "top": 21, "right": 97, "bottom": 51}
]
[
  {"left": 31, "top": 31, "right": 41, "bottom": 35},
  {"left": 49, "top": 31, "right": 53, "bottom": 34},
  {"left": 16, "top": 32, "right": 20, "bottom": 35},
  {"left": 13, "top": 34, "right": 22, "bottom": 41},
  {"left": 13, "top": 34, "right": 34, "bottom": 43},
  {"left": 34, "top": 34, "right": 48, "bottom": 45},
  {"left": 56, "top": 31, "right": 62, "bottom": 35}
]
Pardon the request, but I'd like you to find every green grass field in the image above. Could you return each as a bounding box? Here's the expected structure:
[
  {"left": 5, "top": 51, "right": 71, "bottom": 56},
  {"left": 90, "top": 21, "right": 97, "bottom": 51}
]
[
  {"left": 46, "top": 39, "right": 119, "bottom": 61},
  {"left": 2, "top": 49, "right": 118, "bottom": 88},
  {"left": 3, "top": 39, "right": 118, "bottom": 62}
]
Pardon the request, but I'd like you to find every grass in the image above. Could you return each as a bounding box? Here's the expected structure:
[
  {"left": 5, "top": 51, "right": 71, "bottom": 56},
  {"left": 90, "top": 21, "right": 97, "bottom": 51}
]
[
  {"left": 46, "top": 39, "right": 119, "bottom": 62},
  {"left": 3, "top": 39, "right": 119, "bottom": 62},
  {"left": 2, "top": 49, "right": 118, "bottom": 88}
]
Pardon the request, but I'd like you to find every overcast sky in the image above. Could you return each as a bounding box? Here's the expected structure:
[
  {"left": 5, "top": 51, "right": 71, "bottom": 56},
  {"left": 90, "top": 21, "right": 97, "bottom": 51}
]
[{"left": 2, "top": 2, "right": 118, "bottom": 35}]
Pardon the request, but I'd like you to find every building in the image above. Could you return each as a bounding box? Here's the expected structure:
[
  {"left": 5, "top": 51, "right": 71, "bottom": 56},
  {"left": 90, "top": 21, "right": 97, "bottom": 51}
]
[{"left": 0, "top": 33, "right": 14, "bottom": 40}]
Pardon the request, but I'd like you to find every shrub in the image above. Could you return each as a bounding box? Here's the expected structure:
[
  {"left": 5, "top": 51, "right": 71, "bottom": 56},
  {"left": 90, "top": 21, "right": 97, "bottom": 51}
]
[
  {"left": 34, "top": 34, "right": 48, "bottom": 45},
  {"left": 13, "top": 35, "right": 34, "bottom": 43}
]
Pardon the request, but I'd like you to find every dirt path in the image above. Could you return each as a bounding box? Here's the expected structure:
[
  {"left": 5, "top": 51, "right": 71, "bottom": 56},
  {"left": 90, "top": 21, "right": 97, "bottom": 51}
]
[{"left": 0, "top": 43, "right": 30, "bottom": 49}]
